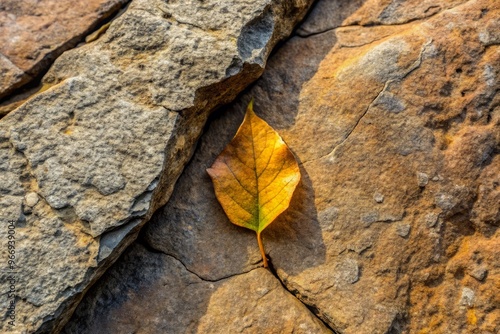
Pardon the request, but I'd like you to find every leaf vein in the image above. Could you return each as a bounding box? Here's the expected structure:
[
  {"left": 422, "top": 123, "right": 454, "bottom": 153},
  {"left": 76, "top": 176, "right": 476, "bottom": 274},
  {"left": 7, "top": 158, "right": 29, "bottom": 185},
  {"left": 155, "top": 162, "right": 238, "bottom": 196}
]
[
  {"left": 255, "top": 129, "right": 269, "bottom": 160},
  {"left": 258, "top": 155, "right": 287, "bottom": 191},
  {"left": 261, "top": 189, "right": 294, "bottom": 223},
  {"left": 257, "top": 135, "right": 276, "bottom": 178},
  {"left": 223, "top": 158, "right": 256, "bottom": 197},
  {"left": 260, "top": 176, "right": 297, "bottom": 209},
  {"left": 222, "top": 191, "right": 255, "bottom": 217}
]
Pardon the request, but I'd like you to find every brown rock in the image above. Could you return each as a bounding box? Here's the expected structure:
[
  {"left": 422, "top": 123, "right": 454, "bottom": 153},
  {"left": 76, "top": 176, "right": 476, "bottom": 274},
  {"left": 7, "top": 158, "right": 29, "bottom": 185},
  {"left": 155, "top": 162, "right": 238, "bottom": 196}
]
[
  {"left": 263, "top": 1, "right": 499, "bottom": 332},
  {"left": 63, "top": 244, "right": 331, "bottom": 334},
  {"left": 0, "top": 52, "right": 30, "bottom": 100},
  {"left": 269, "top": 1, "right": 499, "bottom": 333},
  {"left": 0, "top": 0, "right": 128, "bottom": 98}
]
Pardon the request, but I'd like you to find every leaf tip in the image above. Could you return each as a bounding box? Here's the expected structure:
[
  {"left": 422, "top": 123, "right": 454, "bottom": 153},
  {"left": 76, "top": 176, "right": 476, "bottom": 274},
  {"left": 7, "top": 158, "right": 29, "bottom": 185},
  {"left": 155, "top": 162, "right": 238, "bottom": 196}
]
[{"left": 247, "top": 97, "right": 255, "bottom": 114}]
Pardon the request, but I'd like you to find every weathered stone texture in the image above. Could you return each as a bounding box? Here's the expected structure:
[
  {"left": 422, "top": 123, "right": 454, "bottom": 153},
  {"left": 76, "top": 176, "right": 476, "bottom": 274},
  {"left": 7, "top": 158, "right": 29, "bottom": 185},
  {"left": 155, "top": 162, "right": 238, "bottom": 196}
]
[
  {"left": 67, "top": 0, "right": 499, "bottom": 333},
  {"left": 0, "top": 0, "right": 129, "bottom": 99},
  {"left": 0, "top": 0, "right": 313, "bottom": 332}
]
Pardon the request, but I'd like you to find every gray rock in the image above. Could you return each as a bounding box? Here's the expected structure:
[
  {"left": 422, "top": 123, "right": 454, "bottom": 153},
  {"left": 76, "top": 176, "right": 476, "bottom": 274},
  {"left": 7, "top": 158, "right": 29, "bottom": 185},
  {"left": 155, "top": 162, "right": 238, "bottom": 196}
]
[
  {"left": 460, "top": 287, "right": 475, "bottom": 307},
  {"left": 24, "top": 192, "right": 39, "bottom": 207},
  {"left": 469, "top": 266, "right": 488, "bottom": 281},
  {"left": 334, "top": 258, "right": 360, "bottom": 285},
  {"left": 396, "top": 224, "right": 411, "bottom": 238},
  {"left": 0, "top": 0, "right": 313, "bottom": 332},
  {"left": 361, "top": 212, "right": 379, "bottom": 226},
  {"left": 424, "top": 212, "right": 439, "bottom": 228},
  {"left": 373, "top": 192, "right": 385, "bottom": 203},
  {"left": 318, "top": 206, "right": 339, "bottom": 232}
]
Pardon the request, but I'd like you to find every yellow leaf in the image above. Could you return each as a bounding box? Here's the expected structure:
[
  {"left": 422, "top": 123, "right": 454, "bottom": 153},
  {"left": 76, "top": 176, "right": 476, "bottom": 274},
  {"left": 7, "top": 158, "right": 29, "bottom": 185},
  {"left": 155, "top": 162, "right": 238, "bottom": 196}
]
[{"left": 207, "top": 99, "right": 300, "bottom": 267}]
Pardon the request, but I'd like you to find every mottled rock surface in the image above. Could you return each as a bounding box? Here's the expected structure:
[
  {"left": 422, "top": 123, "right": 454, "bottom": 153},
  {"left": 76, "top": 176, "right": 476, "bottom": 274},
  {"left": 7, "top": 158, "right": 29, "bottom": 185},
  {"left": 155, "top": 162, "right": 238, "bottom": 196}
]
[
  {"left": 66, "top": 0, "right": 499, "bottom": 333},
  {"left": 0, "top": 0, "right": 129, "bottom": 99},
  {"left": 0, "top": 0, "right": 313, "bottom": 333}
]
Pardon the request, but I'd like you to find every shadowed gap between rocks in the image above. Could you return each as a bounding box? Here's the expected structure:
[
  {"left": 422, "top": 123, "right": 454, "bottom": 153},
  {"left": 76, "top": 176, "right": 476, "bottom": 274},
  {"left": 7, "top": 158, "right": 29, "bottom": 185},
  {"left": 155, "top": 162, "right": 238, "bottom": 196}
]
[
  {"left": 267, "top": 251, "right": 342, "bottom": 334},
  {"left": 61, "top": 243, "right": 215, "bottom": 334},
  {"left": 139, "top": 95, "right": 328, "bottom": 274}
]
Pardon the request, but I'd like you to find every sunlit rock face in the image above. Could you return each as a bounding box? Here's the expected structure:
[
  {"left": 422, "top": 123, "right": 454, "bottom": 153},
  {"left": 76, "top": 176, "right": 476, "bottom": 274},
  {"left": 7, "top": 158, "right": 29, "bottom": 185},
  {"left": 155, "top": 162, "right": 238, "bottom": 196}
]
[{"left": 0, "top": 0, "right": 314, "bottom": 332}]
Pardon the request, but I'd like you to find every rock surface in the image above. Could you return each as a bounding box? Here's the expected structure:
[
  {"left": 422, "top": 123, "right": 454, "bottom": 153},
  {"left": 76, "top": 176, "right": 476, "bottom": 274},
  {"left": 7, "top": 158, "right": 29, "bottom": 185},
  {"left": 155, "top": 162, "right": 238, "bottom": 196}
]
[
  {"left": 63, "top": 243, "right": 330, "bottom": 334},
  {"left": 0, "top": 0, "right": 130, "bottom": 99},
  {"left": 66, "top": 0, "right": 499, "bottom": 333},
  {"left": 0, "top": 0, "right": 313, "bottom": 332}
]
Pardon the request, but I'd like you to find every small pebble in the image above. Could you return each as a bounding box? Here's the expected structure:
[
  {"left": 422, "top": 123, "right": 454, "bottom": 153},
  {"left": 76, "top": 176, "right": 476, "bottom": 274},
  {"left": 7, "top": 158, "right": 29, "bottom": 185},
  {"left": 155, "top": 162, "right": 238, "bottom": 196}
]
[
  {"left": 460, "top": 287, "right": 475, "bottom": 307},
  {"left": 469, "top": 267, "right": 488, "bottom": 281},
  {"left": 424, "top": 212, "right": 439, "bottom": 227},
  {"left": 361, "top": 212, "right": 378, "bottom": 226},
  {"left": 433, "top": 174, "right": 443, "bottom": 181},
  {"left": 396, "top": 224, "right": 411, "bottom": 238},
  {"left": 435, "top": 193, "right": 456, "bottom": 211},
  {"left": 417, "top": 171, "right": 429, "bottom": 187},
  {"left": 25, "top": 192, "right": 39, "bottom": 207},
  {"left": 335, "top": 258, "right": 359, "bottom": 284},
  {"left": 373, "top": 192, "right": 384, "bottom": 203}
]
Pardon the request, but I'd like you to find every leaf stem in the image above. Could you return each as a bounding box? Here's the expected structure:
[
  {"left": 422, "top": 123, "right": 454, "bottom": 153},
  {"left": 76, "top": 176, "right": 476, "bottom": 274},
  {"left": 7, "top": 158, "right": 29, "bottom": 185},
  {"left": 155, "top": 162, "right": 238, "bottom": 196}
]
[{"left": 257, "top": 231, "right": 268, "bottom": 268}]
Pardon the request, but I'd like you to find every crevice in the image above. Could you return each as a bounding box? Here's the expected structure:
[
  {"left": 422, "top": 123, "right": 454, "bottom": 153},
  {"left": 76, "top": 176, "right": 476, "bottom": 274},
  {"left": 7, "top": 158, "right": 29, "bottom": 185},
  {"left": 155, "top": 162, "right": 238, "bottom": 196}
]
[
  {"left": 324, "top": 80, "right": 387, "bottom": 161},
  {"left": 85, "top": 1, "right": 132, "bottom": 43},
  {"left": 173, "top": 17, "right": 206, "bottom": 31},
  {"left": 401, "top": 39, "right": 432, "bottom": 81},
  {"left": 266, "top": 255, "right": 341, "bottom": 334},
  {"left": 424, "top": 5, "right": 441, "bottom": 15},
  {"left": 300, "top": 83, "right": 381, "bottom": 166},
  {"left": 296, "top": 15, "right": 421, "bottom": 39},
  {"left": 134, "top": 5, "right": 221, "bottom": 34},
  {"left": 296, "top": 25, "right": 338, "bottom": 38},
  {"left": 484, "top": 43, "right": 500, "bottom": 49},
  {"left": 296, "top": 17, "right": 419, "bottom": 39},
  {"left": 336, "top": 35, "right": 389, "bottom": 49},
  {"left": 304, "top": 38, "right": 431, "bottom": 165},
  {"left": 338, "top": 90, "right": 377, "bottom": 146},
  {"left": 138, "top": 238, "right": 259, "bottom": 283}
]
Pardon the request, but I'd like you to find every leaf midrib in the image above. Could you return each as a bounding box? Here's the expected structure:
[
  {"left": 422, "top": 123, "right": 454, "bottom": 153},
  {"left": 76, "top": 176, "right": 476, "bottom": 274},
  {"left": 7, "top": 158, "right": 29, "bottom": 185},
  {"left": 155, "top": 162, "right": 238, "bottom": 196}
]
[{"left": 249, "top": 114, "right": 261, "bottom": 232}]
